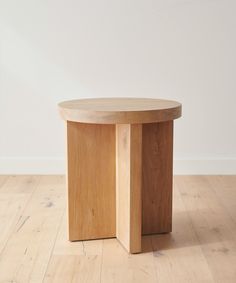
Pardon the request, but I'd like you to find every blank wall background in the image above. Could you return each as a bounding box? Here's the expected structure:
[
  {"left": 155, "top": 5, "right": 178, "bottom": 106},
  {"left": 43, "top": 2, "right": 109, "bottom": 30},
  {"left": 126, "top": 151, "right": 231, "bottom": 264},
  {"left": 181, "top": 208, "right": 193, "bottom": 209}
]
[{"left": 0, "top": 0, "right": 236, "bottom": 174}]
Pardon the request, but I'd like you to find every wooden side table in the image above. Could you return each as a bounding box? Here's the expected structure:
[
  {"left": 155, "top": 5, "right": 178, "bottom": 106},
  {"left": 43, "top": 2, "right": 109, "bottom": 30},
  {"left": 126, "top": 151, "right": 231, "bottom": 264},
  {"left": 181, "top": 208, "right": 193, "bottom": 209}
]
[{"left": 59, "top": 98, "right": 182, "bottom": 253}]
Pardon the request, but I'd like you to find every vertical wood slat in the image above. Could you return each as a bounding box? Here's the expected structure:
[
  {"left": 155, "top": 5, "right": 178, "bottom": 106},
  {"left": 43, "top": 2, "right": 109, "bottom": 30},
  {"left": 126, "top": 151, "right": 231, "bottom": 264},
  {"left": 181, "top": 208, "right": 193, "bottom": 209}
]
[
  {"left": 67, "top": 121, "right": 116, "bottom": 241},
  {"left": 142, "top": 121, "right": 173, "bottom": 235},
  {"left": 116, "top": 124, "right": 142, "bottom": 253}
]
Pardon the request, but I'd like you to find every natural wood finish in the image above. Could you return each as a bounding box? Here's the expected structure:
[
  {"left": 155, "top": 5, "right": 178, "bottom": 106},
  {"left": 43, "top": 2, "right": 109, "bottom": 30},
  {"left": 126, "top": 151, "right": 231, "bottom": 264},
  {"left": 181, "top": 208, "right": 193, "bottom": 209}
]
[
  {"left": 175, "top": 176, "right": 236, "bottom": 283},
  {"left": 52, "top": 212, "right": 103, "bottom": 256},
  {"left": 0, "top": 175, "right": 8, "bottom": 189},
  {"left": 101, "top": 237, "right": 157, "bottom": 283},
  {"left": 59, "top": 98, "right": 181, "bottom": 124},
  {"left": 0, "top": 176, "right": 65, "bottom": 283},
  {"left": 67, "top": 121, "right": 116, "bottom": 241},
  {"left": 0, "top": 176, "right": 41, "bottom": 255},
  {"left": 151, "top": 179, "right": 215, "bottom": 283},
  {"left": 116, "top": 124, "right": 142, "bottom": 253},
  {"left": 66, "top": 120, "right": 174, "bottom": 251},
  {"left": 142, "top": 121, "right": 173, "bottom": 234},
  {"left": 44, "top": 255, "right": 102, "bottom": 283},
  {"left": 59, "top": 98, "right": 182, "bottom": 253},
  {"left": 0, "top": 176, "right": 236, "bottom": 282}
]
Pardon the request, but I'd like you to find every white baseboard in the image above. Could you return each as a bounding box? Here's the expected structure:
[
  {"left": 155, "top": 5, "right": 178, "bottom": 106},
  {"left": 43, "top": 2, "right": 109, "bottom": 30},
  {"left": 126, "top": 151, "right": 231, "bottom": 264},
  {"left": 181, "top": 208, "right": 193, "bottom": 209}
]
[
  {"left": 0, "top": 157, "right": 235, "bottom": 175},
  {"left": 0, "top": 157, "right": 66, "bottom": 175},
  {"left": 174, "top": 158, "right": 236, "bottom": 175}
]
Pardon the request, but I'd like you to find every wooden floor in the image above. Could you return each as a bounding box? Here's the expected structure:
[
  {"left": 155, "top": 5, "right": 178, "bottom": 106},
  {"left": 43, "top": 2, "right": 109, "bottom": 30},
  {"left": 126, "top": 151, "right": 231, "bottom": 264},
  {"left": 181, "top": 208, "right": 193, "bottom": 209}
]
[{"left": 0, "top": 176, "right": 235, "bottom": 283}]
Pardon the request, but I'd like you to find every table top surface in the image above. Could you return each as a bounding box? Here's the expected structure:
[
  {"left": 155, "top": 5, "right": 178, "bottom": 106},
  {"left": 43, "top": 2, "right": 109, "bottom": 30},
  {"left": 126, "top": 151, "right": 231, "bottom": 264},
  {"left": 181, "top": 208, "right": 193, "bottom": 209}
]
[{"left": 58, "top": 98, "right": 182, "bottom": 124}]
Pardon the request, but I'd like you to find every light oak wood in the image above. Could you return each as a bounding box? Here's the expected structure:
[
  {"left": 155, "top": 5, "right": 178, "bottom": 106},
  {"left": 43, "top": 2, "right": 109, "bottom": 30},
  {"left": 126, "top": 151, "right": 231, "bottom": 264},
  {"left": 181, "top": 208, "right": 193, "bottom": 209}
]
[
  {"left": 59, "top": 98, "right": 181, "bottom": 124},
  {"left": 175, "top": 176, "right": 236, "bottom": 283},
  {"left": 116, "top": 124, "right": 142, "bottom": 253},
  {"left": 66, "top": 121, "right": 174, "bottom": 252},
  {"left": 59, "top": 97, "right": 182, "bottom": 253},
  {"left": 101, "top": 238, "right": 157, "bottom": 283},
  {"left": 0, "top": 175, "right": 8, "bottom": 189},
  {"left": 0, "top": 176, "right": 236, "bottom": 282},
  {"left": 0, "top": 176, "right": 41, "bottom": 255},
  {"left": 52, "top": 212, "right": 103, "bottom": 256},
  {"left": 44, "top": 255, "right": 102, "bottom": 283},
  {"left": 67, "top": 121, "right": 116, "bottom": 241},
  {"left": 142, "top": 121, "right": 173, "bottom": 234},
  {"left": 151, "top": 179, "right": 215, "bottom": 283},
  {"left": 0, "top": 176, "right": 65, "bottom": 283}
]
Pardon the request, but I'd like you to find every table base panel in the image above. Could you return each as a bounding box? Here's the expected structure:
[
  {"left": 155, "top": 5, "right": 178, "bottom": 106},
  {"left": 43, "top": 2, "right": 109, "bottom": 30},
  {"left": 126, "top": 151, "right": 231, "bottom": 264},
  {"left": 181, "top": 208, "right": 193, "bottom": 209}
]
[
  {"left": 116, "top": 124, "right": 142, "bottom": 253},
  {"left": 142, "top": 121, "right": 173, "bottom": 235},
  {"left": 67, "top": 121, "right": 174, "bottom": 253},
  {"left": 67, "top": 122, "right": 116, "bottom": 241}
]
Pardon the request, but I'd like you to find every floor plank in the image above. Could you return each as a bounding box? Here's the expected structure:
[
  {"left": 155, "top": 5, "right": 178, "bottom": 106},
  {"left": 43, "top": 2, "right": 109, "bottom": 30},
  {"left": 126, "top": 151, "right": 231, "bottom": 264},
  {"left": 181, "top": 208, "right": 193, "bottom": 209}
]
[
  {"left": 175, "top": 176, "right": 236, "bottom": 283},
  {"left": 0, "top": 175, "right": 235, "bottom": 283},
  {"left": 44, "top": 255, "right": 102, "bottom": 283},
  {"left": 0, "top": 176, "right": 65, "bottom": 283},
  {"left": 0, "top": 176, "right": 41, "bottom": 254},
  {"left": 206, "top": 176, "right": 236, "bottom": 226},
  {"left": 101, "top": 238, "right": 156, "bottom": 283},
  {"left": 151, "top": 179, "right": 214, "bottom": 283},
  {"left": 50, "top": 211, "right": 103, "bottom": 256},
  {"left": 0, "top": 175, "right": 8, "bottom": 189}
]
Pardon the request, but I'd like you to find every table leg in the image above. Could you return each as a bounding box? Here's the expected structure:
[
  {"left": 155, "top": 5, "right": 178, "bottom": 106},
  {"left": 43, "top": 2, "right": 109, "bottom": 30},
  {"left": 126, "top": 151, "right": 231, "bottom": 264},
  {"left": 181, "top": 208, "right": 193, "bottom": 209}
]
[
  {"left": 66, "top": 120, "right": 174, "bottom": 253},
  {"left": 142, "top": 121, "right": 173, "bottom": 235},
  {"left": 116, "top": 124, "right": 142, "bottom": 253},
  {"left": 67, "top": 121, "right": 116, "bottom": 241}
]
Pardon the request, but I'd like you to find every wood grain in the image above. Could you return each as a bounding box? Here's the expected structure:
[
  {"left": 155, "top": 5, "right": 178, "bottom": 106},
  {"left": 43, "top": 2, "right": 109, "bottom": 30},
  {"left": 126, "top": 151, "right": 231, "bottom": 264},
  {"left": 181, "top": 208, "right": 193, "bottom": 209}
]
[
  {"left": 142, "top": 121, "right": 173, "bottom": 234},
  {"left": 67, "top": 121, "right": 116, "bottom": 241},
  {"left": 151, "top": 178, "right": 215, "bottom": 283},
  {"left": 44, "top": 255, "right": 102, "bottom": 283},
  {"left": 116, "top": 124, "right": 142, "bottom": 253},
  {"left": 59, "top": 98, "right": 181, "bottom": 124},
  {"left": 0, "top": 176, "right": 235, "bottom": 282},
  {"left": 175, "top": 176, "right": 236, "bottom": 283},
  {"left": 0, "top": 176, "right": 65, "bottom": 283},
  {"left": 0, "top": 176, "right": 40, "bottom": 255}
]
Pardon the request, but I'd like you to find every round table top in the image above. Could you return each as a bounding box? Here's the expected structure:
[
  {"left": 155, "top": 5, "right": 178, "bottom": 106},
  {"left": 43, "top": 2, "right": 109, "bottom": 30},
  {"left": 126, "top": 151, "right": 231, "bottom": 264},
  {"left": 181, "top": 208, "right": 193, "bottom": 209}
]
[{"left": 58, "top": 98, "right": 182, "bottom": 124}]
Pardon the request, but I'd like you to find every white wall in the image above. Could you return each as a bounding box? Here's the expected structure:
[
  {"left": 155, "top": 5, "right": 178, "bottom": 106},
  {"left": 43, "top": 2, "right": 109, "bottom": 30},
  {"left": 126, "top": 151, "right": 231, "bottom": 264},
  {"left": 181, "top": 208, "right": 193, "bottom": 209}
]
[{"left": 0, "top": 0, "right": 236, "bottom": 174}]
